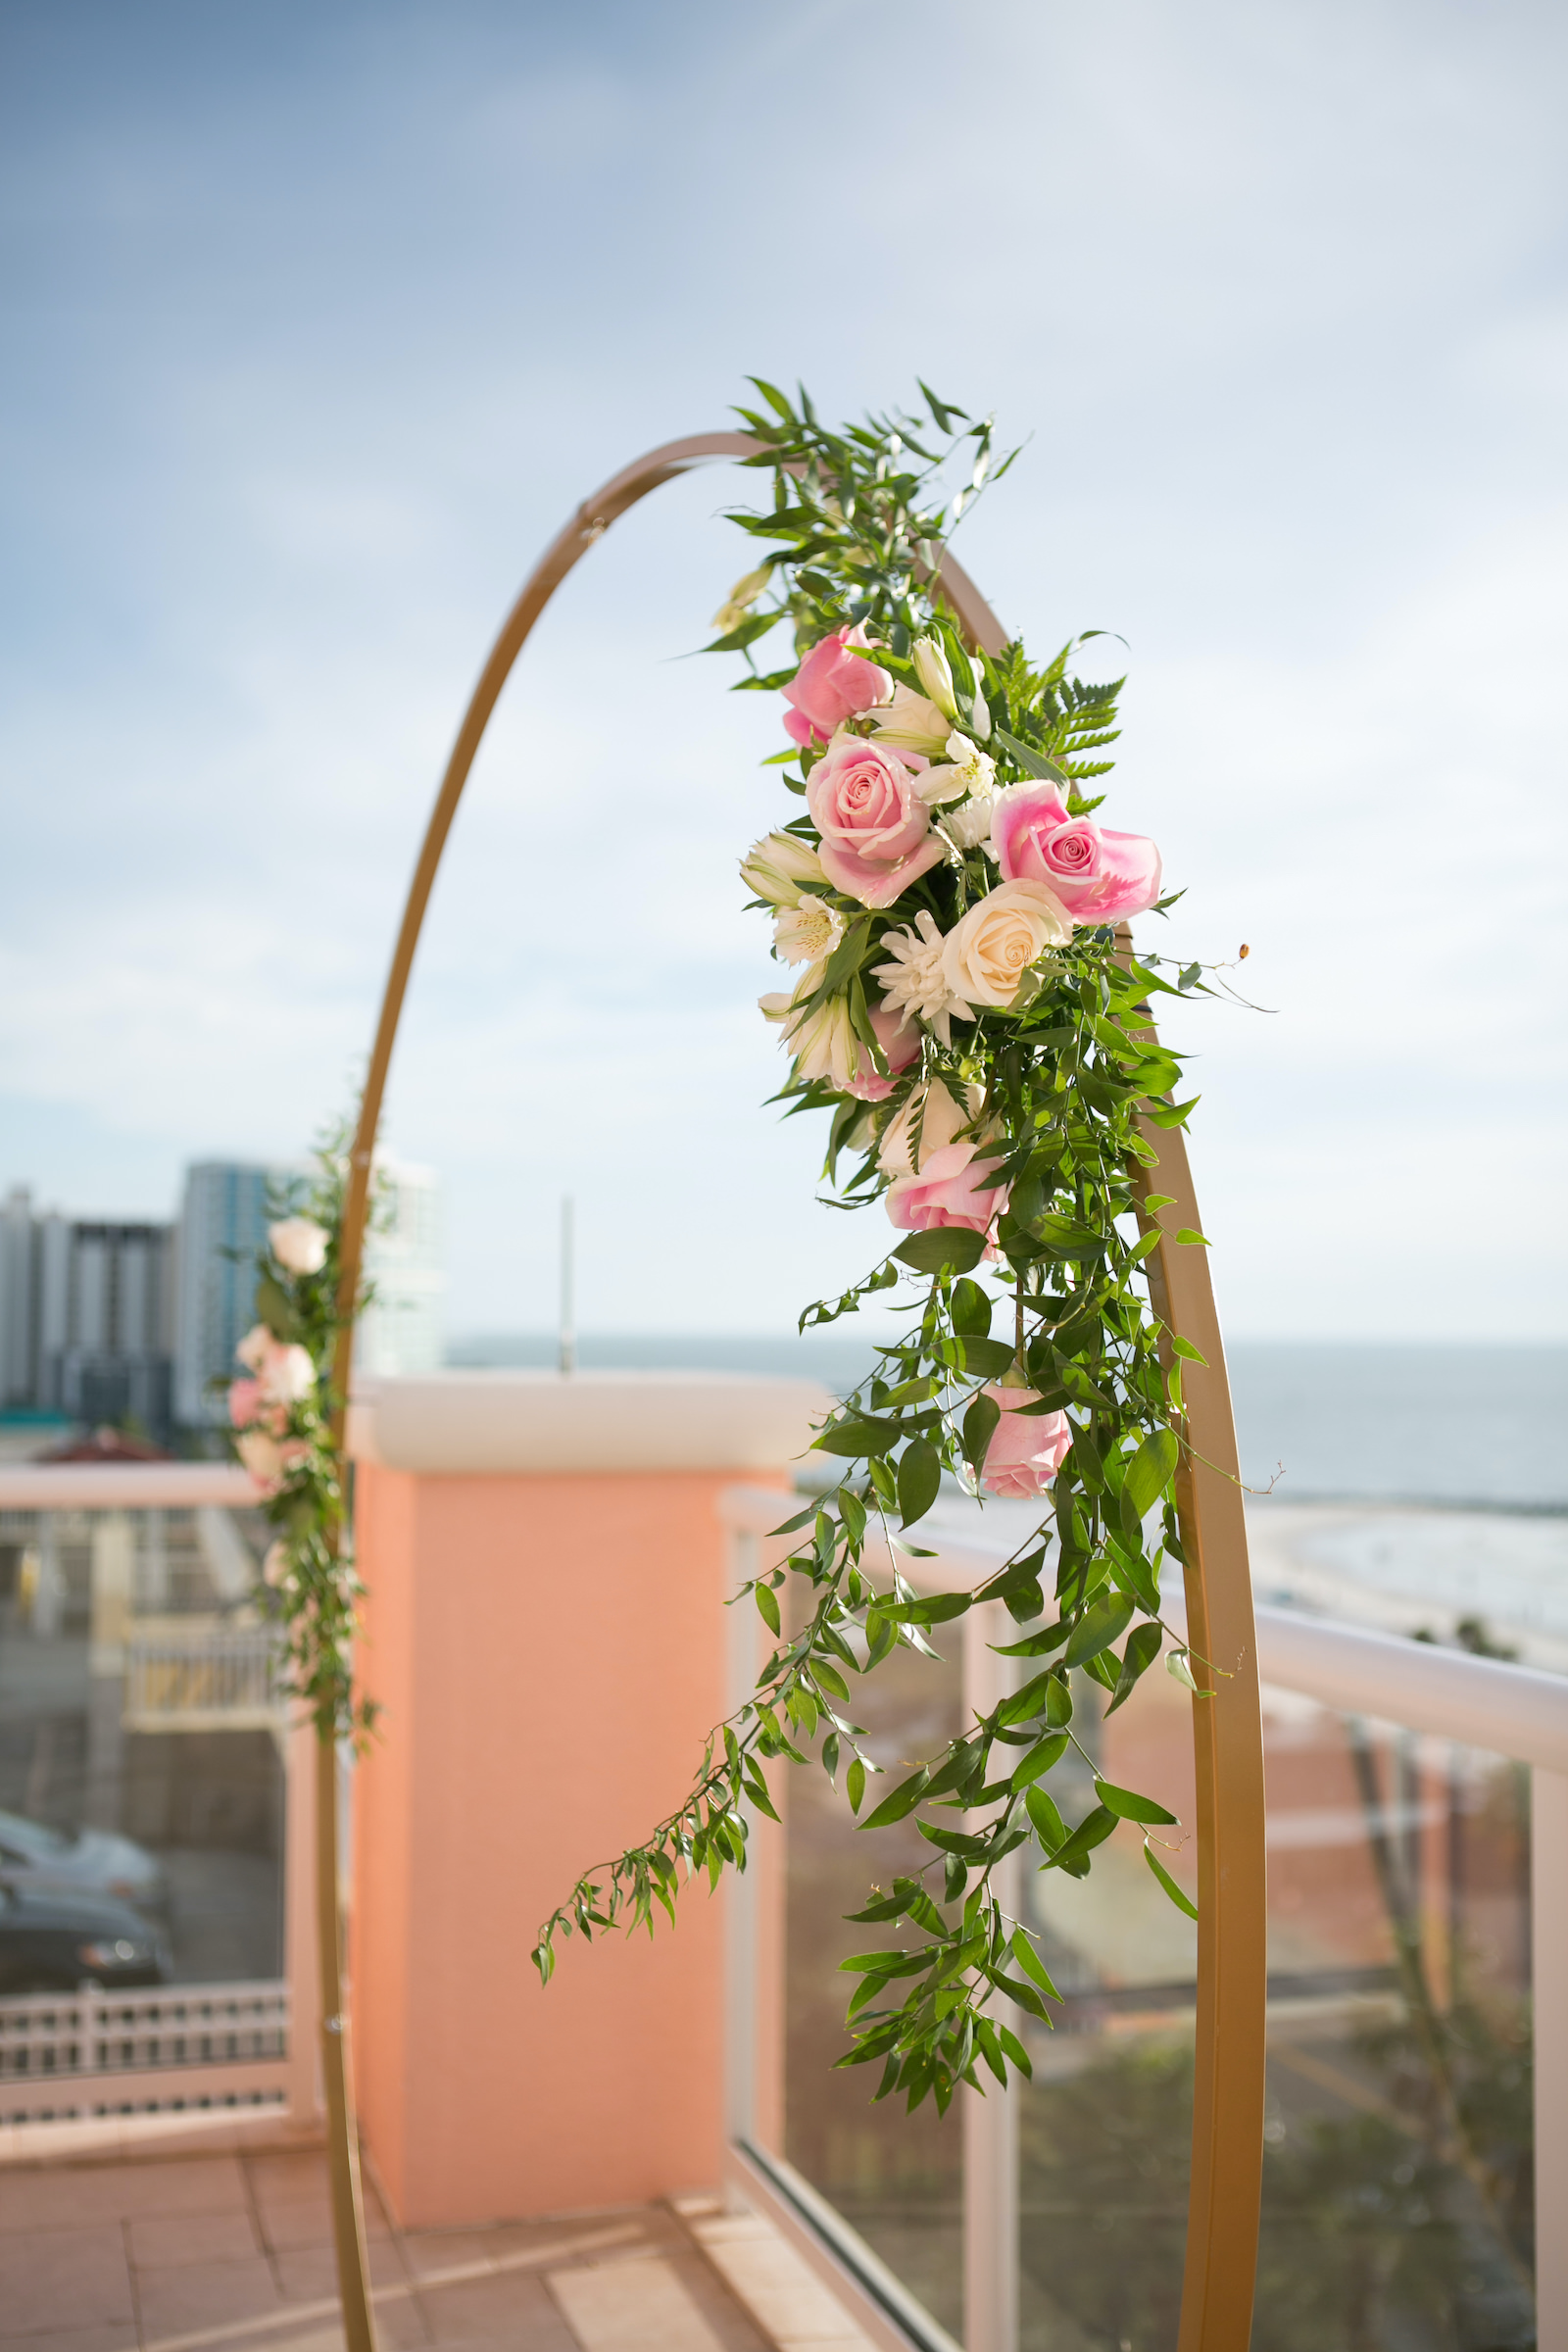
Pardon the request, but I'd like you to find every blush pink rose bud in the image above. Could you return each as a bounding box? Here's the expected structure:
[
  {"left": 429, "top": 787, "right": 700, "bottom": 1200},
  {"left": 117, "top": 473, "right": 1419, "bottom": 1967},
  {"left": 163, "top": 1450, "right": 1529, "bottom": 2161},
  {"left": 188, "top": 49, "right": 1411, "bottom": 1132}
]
[
  {"left": 845, "top": 1004, "right": 921, "bottom": 1102},
  {"left": 781, "top": 622, "right": 892, "bottom": 748},
  {"left": 806, "top": 736, "right": 946, "bottom": 908},
  {"left": 980, "top": 1385, "right": 1072, "bottom": 1498},
  {"left": 991, "top": 782, "right": 1162, "bottom": 922},
  {"left": 885, "top": 1134, "right": 1008, "bottom": 1246},
  {"left": 236, "top": 1430, "right": 311, "bottom": 1495}
]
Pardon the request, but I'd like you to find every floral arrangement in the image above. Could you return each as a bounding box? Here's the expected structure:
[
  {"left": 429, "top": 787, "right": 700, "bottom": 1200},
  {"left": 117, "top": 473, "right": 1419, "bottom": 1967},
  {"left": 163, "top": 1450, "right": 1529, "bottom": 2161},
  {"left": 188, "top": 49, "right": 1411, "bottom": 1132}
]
[
  {"left": 540, "top": 380, "right": 1215, "bottom": 2118},
  {"left": 225, "top": 1131, "right": 377, "bottom": 1743}
]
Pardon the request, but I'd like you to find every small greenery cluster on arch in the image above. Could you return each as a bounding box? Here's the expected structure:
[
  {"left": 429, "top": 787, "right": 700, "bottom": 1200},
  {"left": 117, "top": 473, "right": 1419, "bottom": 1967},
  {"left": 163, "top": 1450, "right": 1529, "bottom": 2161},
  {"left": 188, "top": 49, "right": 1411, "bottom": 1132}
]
[{"left": 532, "top": 378, "right": 1226, "bottom": 2117}]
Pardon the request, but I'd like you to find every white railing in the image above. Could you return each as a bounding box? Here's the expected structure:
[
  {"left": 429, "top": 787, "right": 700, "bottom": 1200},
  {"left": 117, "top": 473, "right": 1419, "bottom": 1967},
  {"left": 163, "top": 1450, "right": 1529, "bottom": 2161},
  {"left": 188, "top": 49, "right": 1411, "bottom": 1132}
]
[
  {"left": 0, "top": 1462, "right": 319, "bottom": 2145},
  {"left": 123, "top": 1625, "right": 283, "bottom": 1730},
  {"left": 0, "top": 1980, "right": 289, "bottom": 2124},
  {"left": 716, "top": 1483, "right": 1568, "bottom": 2352}
]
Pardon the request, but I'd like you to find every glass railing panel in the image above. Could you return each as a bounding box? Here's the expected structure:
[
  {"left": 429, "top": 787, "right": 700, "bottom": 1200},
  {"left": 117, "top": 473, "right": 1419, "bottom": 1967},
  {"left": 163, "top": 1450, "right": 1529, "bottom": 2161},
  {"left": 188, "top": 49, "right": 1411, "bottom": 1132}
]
[
  {"left": 783, "top": 1628, "right": 966, "bottom": 2340},
  {"left": 1016, "top": 1654, "right": 1198, "bottom": 2351},
  {"left": 0, "top": 1504, "right": 283, "bottom": 1994},
  {"left": 1254, "top": 1695, "right": 1533, "bottom": 2352}
]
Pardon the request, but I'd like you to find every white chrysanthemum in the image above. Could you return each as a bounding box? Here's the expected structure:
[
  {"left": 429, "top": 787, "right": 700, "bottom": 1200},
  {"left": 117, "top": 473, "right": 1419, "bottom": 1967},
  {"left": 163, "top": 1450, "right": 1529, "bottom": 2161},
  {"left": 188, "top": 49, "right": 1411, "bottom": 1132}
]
[
  {"left": 873, "top": 909, "right": 973, "bottom": 1046},
  {"left": 942, "top": 793, "right": 997, "bottom": 853},
  {"left": 773, "top": 896, "right": 846, "bottom": 970}
]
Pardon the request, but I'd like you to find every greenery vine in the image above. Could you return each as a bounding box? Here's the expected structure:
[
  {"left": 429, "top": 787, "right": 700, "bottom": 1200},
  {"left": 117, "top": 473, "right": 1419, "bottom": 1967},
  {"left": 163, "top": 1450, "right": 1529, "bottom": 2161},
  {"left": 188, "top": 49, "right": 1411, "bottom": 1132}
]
[{"left": 529, "top": 380, "right": 1221, "bottom": 2115}]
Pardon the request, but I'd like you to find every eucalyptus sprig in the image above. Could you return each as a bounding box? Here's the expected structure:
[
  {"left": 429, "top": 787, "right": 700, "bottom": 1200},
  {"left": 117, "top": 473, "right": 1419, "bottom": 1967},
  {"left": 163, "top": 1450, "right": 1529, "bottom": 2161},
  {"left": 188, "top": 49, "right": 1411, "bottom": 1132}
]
[{"left": 536, "top": 384, "right": 1210, "bottom": 2117}]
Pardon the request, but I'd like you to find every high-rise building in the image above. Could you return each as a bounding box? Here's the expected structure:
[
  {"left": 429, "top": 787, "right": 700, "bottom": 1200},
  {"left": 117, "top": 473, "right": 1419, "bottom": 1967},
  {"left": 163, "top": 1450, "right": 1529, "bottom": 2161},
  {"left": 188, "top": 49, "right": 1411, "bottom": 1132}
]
[
  {"left": 0, "top": 1188, "right": 175, "bottom": 1432},
  {"left": 172, "top": 1162, "right": 295, "bottom": 1428},
  {"left": 359, "top": 1157, "right": 445, "bottom": 1378}
]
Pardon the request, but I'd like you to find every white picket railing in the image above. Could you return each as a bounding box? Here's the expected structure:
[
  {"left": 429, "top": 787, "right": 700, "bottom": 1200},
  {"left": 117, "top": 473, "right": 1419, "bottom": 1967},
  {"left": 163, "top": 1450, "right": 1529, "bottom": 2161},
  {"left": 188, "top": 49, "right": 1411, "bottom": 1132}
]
[
  {"left": 0, "top": 1979, "right": 291, "bottom": 2124},
  {"left": 0, "top": 1462, "right": 318, "bottom": 2144},
  {"left": 715, "top": 1483, "right": 1568, "bottom": 2352}
]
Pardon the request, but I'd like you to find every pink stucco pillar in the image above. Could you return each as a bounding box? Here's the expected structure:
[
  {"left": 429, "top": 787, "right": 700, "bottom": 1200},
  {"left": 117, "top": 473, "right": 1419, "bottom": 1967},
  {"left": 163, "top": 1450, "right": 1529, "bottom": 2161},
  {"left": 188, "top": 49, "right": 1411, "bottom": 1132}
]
[{"left": 346, "top": 1370, "right": 822, "bottom": 2230}]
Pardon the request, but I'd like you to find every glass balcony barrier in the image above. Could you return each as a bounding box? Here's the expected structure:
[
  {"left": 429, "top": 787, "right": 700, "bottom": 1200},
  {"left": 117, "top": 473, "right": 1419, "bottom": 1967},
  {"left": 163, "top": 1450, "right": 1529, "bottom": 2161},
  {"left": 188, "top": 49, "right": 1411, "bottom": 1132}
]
[
  {"left": 0, "top": 1460, "right": 316, "bottom": 2132},
  {"left": 718, "top": 1484, "right": 1566, "bottom": 2352}
]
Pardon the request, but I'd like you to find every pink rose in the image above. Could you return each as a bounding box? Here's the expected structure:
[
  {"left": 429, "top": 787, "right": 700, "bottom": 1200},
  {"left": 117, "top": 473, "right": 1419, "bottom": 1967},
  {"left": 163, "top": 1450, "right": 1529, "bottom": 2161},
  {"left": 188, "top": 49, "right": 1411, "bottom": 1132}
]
[
  {"left": 885, "top": 1140, "right": 1008, "bottom": 1245},
  {"left": 845, "top": 1004, "right": 921, "bottom": 1102},
  {"left": 980, "top": 1386, "right": 1072, "bottom": 1498},
  {"left": 992, "top": 782, "right": 1162, "bottom": 921},
  {"left": 806, "top": 737, "right": 946, "bottom": 908},
  {"left": 782, "top": 622, "right": 892, "bottom": 748},
  {"left": 227, "top": 1378, "right": 275, "bottom": 1433}
]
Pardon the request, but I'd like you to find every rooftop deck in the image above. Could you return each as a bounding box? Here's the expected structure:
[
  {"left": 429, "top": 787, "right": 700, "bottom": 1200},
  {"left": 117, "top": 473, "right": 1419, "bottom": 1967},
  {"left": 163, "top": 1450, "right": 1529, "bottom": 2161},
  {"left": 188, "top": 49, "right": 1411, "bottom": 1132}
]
[{"left": 0, "top": 2134, "right": 873, "bottom": 2352}]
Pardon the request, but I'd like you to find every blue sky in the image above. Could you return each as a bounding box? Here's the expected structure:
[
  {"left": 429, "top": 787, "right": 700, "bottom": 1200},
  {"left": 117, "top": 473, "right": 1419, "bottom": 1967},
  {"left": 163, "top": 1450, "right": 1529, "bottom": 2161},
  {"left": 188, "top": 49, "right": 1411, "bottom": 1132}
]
[{"left": 2, "top": 0, "right": 1565, "bottom": 1342}]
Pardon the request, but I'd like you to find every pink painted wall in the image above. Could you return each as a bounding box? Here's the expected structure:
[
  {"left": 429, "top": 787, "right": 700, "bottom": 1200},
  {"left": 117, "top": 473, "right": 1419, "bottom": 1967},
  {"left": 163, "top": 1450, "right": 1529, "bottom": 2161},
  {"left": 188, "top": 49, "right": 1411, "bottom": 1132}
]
[{"left": 351, "top": 1463, "right": 786, "bottom": 2228}]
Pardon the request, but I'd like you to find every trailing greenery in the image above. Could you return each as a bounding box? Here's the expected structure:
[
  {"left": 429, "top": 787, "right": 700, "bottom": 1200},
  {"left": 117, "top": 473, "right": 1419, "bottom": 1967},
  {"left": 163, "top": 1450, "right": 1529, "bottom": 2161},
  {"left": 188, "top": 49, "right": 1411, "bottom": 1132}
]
[
  {"left": 228, "top": 1117, "right": 379, "bottom": 1746},
  {"left": 534, "top": 383, "right": 1220, "bottom": 2116}
]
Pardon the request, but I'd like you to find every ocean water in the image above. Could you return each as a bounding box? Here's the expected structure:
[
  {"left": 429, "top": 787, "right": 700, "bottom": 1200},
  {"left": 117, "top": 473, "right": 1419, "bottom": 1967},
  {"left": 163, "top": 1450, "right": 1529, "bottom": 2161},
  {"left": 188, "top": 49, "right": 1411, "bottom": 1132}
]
[{"left": 446, "top": 1333, "right": 1567, "bottom": 1511}]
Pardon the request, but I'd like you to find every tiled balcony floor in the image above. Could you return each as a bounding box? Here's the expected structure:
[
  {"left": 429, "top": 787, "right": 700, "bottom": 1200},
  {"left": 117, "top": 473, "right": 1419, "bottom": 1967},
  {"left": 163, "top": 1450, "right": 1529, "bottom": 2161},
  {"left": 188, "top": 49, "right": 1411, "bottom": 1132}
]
[{"left": 0, "top": 2145, "right": 874, "bottom": 2352}]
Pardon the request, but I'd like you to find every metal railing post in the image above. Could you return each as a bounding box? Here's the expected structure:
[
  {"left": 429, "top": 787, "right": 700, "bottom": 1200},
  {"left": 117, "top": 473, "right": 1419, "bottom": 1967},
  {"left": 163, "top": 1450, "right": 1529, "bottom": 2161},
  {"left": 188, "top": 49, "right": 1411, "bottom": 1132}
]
[{"left": 1533, "top": 1765, "right": 1568, "bottom": 2349}]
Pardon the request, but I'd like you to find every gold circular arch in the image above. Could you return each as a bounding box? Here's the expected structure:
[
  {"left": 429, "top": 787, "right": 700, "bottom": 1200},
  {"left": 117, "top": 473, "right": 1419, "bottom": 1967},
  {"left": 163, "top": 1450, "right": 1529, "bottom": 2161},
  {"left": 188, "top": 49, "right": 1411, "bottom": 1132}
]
[{"left": 317, "top": 433, "right": 1268, "bottom": 2352}]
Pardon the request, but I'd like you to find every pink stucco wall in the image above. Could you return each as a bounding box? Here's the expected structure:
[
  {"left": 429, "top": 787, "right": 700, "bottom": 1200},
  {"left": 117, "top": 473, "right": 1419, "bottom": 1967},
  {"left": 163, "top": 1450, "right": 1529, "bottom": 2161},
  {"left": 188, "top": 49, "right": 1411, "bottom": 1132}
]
[{"left": 351, "top": 1463, "right": 785, "bottom": 2227}]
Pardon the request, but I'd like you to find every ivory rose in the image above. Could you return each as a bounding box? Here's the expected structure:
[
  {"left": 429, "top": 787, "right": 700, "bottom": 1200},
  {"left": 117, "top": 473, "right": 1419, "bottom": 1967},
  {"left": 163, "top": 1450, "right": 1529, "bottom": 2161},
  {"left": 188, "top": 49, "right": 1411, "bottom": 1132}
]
[
  {"left": 805, "top": 736, "right": 945, "bottom": 907},
  {"left": 991, "top": 782, "right": 1162, "bottom": 921},
  {"left": 740, "top": 831, "right": 827, "bottom": 907},
  {"left": 781, "top": 621, "right": 891, "bottom": 747},
  {"left": 234, "top": 1324, "right": 316, "bottom": 1405},
  {"left": 942, "top": 879, "right": 1074, "bottom": 1011},
  {"left": 844, "top": 1004, "right": 921, "bottom": 1102},
  {"left": 979, "top": 1386, "right": 1072, "bottom": 1498},
  {"left": 269, "top": 1216, "right": 328, "bottom": 1276}
]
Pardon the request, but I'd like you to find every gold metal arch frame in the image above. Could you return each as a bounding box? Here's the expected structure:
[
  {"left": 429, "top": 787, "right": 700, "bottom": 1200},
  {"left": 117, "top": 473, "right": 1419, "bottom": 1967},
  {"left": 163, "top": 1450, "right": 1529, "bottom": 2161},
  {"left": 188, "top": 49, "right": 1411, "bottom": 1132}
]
[{"left": 318, "top": 433, "right": 1268, "bottom": 2352}]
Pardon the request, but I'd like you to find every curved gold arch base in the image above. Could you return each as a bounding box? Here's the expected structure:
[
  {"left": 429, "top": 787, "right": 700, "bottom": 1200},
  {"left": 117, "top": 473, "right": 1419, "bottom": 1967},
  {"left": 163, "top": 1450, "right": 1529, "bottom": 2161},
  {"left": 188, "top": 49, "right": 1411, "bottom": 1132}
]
[{"left": 318, "top": 435, "right": 1268, "bottom": 2352}]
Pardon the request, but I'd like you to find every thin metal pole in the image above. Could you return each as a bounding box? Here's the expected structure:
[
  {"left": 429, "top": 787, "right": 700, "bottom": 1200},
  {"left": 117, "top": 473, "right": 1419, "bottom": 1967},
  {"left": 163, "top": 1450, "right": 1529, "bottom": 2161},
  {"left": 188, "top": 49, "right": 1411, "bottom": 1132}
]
[{"left": 559, "top": 1196, "right": 575, "bottom": 1376}]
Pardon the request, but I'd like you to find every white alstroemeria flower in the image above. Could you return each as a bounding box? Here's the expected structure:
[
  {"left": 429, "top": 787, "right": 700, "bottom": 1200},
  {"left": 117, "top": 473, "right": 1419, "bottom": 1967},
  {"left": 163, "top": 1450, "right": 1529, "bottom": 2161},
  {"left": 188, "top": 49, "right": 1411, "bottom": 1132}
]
[
  {"left": 872, "top": 909, "right": 973, "bottom": 1046},
  {"left": 868, "top": 683, "right": 954, "bottom": 760},
  {"left": 912, "top": 636, "right": 958, "bottom": 719},
  {"left": 773, "top": 896, "right": 846, "bottom": 970},
  {"left": 759, "top": 983, "right": 859, "bottom": 1091},
  {"left": 740, "top": 831, "right": 827, "bottom": 907},
  {"left": 711, "top": 566, "right": 772, "bottom": 632},
  {"left": 916, "top": 731, "right": 999, "bottom": 807}
]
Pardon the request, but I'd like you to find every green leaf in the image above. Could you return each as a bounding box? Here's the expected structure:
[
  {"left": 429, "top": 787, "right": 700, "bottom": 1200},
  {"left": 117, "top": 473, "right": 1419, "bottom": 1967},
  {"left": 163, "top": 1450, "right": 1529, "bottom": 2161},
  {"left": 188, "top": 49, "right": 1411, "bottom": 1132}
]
[
  {"left": 1106, "top": 1620, "right": 1164, "bottom": 1715},
  {"left": 754, "top": 1584, "right": 780, "bottom": 1636},
  {"left": 1009, "top": 1732, "right": 1069, "bottom": 1791},
  {"left": 703, "top": 609, "right": 784, "bottom": 655},
  {"left": 881, "top": 1591, "right": 972, "bottom": 1627},
  {"left": 813, "top": 1416, "right": 899, "bottom": 1458},
  {"left": 950, "top": 1278, "right": 992, "bottom": 1339},
  {"left": 1145, "top": 1842, "right": 1200, "bottom": 1921},
  {"left": 898, "top": 1439, "right": 942, "bottom": 1529},
  {"left": 993, "top": 726, "right": 1068, "bottom": 785},
  {"left": 847, "top": 1757, "right": 866, "bottom": 1815},
  {"left": 1124, "top": 1427, "right": 1179, "bottom": 1519},
  {"left": 1171, "top": 1335, "right": 1207, "bottom": 1365},
  {"left": 961, "top": 1392, "right": 1002, "bottom": 1478},
  {"left": 1044, "top": 1805, "right": 1117, "bottom": 1876},
  {"left": 956, "top": 1336, "right": 1016, "bottom": 1380},
  {"left": 859, "top": 1765, "right": 930, "bottom": 1831},
  {"left": 1175, "top": 1229, "right": 1210, "bottom": 1248},
  {"left": 254, "top": 1273, "right": 301, "bottom": 1341},
  {"left": 1024, "top": 1785, "right": 1066, "bottom": 1852},
  {"left": 894, "top": 1228, "right": 987, "bottom": 1275},
  {"left": 747, "top": 374, "right": 795, "bottom": 421},
  {"left": 1095, "top": 1778, "right": 1178, "bottom": 1826},
  {"left": 1009, "top": 1928, "right": 1061, "bottom": 2002},
  {"left": 1062, "top": 1592, "right": 1135, "bottom": 1668}
]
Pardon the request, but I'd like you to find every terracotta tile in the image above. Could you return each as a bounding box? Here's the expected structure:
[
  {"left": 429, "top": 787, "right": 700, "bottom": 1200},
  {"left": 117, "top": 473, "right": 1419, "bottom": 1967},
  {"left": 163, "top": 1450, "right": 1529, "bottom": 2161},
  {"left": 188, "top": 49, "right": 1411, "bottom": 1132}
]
[
  {"left": 245, "top": 2152, "right": 329, "bottom": 2202},
  {"left": 548, "top": 2254, "right": 731, "bottom": 2352},
  {"left": 273, "top": 2247, "right": 428, "bottom": 2348},
  {"left": 129, "top": 2209, "right": 262, "bottom": 2268},
  {"left": 400, "top": 2230, "right": 499, "bottom": 2284},
  {"left": 134, "top": 2251, "right": 283, "bottom": 2337},
  {"left": 0, "top": 2155, "right": 247, "bottom": 2232},
  {"left": 0, "top": 2227, "right": 134, "bottom": 2336},
  {"left": 418, "top": 2267, "right": 578, "bottom": 2348},
  {"left": 0, "top": 2331, "right": 138, "bottom": 2352}
]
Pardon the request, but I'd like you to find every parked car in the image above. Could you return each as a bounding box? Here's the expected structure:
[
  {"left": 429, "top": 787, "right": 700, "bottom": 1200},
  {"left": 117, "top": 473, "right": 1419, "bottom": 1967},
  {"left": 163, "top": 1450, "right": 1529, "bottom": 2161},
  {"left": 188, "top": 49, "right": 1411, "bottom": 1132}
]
[
  {"left": 0, "top": 1809, "right": 168, "bottom": 1914},
  {"left": 0, "top": 1881, "right": 169, "bottom": 1993}
]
